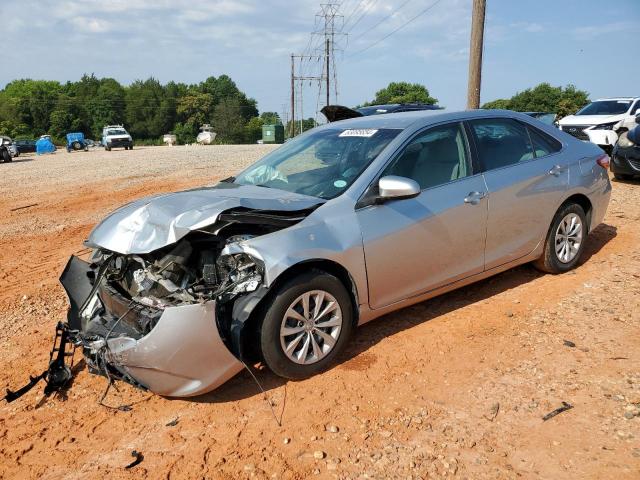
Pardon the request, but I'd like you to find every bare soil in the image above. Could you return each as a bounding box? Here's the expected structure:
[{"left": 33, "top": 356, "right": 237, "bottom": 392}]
[{"left": 0, "top": 146, "right": 638, "bottom": 480}]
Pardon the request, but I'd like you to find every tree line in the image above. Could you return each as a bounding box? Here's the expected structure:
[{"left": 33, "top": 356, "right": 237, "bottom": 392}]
[
  {"left": 0, "top": 75, "right": 591, "bottom": 146},
  {"left": 0, "top": 74, "right": 282, "bottom": 145}
]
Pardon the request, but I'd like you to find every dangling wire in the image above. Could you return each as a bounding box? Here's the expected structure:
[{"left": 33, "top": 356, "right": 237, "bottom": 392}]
[{"left": 240, "top": 359, "right": 282, "bottom": 427}]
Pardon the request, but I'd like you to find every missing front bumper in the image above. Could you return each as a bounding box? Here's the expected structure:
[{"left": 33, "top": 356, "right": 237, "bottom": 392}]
[{"left": 61, "top": 256, "right": 243, "bottom": 397}]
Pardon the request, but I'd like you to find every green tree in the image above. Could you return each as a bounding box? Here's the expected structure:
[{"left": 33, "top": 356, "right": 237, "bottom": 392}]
[
  {"left": 0, "top": 120, "right": 30, "bottom": 138},
  {"left": 244, "top": 116, "right": 264, "bottom": 143},
  {"left": 86, "top": 78, "right": 126, "bottom": 138},
  {"left": 365, "top": 82, "right": 438, "bottom": 106},
  {"left": 260, "top": 111, "right": 281, "bottom": 125},
  {"left": 0, "top": 73, "right": 262, "bottom": 144},
  {"left": 286, "top": 118, "right": 316, "bottom": 137},
  {"left": 482, "top": 83, "right": 590, "bottom": 119},
  {"left": 125, "top": 78, "right": 174, "bottom": 139},
  {"left": 212, "top": 98, "right": 246, "bottom": 143},
  {"left": 1, "top": 80, "right": 62, "bottom": 135},
  {"left": 49, "top": 94, "right": 84, "bottom": 138},
  {"left": 481, "top": 98, "right": 511, "bottom": 110}
]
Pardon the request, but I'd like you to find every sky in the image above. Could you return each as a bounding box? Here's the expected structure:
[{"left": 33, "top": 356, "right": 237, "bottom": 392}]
[{"left": 2, "top": 0, "right": 639, "bottom": 120}]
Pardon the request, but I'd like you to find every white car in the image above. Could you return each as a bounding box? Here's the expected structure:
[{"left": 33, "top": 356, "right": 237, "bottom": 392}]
[{"left": 559, "top": 97, "right": 640, "bottom": 152}]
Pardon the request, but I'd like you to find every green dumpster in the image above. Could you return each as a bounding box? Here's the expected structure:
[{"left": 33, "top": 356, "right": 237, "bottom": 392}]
[{"left": 262, "top": 124, "right": 284, "bottom": 144}]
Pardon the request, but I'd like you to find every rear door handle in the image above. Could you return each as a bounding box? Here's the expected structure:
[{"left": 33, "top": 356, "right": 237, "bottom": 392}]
[
  {"left": 464, "top": 191, "right": 487, "bottom": 205},
  {"left": 548, "top": 164, "right": 564, "bottom": 176}
]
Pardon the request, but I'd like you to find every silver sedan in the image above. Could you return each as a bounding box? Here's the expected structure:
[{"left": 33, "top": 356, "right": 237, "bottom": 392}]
[{"left": 59, "top": 110, "right": 611, "bottom": 397}]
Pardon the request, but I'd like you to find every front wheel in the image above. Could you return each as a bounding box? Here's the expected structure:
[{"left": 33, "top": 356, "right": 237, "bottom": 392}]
[
  {"left": 1, "top": 149, "right": 10, "bottom": 163},
  {"left": 533, "top": 203, "right": 587, "bottom": 273},
  {"left": 260, "top": 271, "right": 354, "bottom": 380}
]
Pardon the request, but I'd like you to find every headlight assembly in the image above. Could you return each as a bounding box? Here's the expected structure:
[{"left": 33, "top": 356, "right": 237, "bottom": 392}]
[
  {"left": 617, "top": 132, "right": 635, "bottom": 148},
  {"left": 592, "top": 121, "right": 620, "bottom": 131}
]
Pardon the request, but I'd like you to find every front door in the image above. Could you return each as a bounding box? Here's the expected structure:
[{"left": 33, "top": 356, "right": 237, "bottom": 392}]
[{"left": 356, "top": 122, "right": 488, "bottom": 309}]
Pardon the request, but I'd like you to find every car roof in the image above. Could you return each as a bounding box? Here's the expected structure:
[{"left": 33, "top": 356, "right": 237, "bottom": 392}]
[{"left": 315, "top": 109, "right": 537, "bottom": 131}]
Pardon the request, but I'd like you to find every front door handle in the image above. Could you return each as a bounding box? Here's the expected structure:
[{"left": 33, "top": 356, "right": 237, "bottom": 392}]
[
  {"left": 548, "top": 164, "right": 563, "bottom": 176},
  {"left": 464, "top": 191, "right": 487, "bottom": 205}
]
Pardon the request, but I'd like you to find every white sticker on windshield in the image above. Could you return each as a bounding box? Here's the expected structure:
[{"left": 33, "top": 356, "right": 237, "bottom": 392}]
[
  {"left": 334, "top": 179, "right": 347, "bottom": 188},
  {"left": 339, "top": 129, "right": 378, "bottom": 137},
  {"left": 617, "top": 100, "right": 631, "bottom": 104}
]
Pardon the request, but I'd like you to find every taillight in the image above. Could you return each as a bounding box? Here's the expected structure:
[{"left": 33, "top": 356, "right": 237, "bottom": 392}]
[{"left": 596, "top": 154, "right": 610, "bottom": 169}]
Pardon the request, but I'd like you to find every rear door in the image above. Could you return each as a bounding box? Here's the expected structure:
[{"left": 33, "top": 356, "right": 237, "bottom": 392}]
[
  {"left": 357, "top": 121, "right": 488, "bottom": 309},
  {"left": 467, "top": 118, "right": 568, "bottom": 270}
]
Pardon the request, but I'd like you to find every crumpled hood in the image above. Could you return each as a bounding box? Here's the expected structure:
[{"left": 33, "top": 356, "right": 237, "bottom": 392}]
[{"left": 86, "top": 183, "right": 324, "bottom": 254}]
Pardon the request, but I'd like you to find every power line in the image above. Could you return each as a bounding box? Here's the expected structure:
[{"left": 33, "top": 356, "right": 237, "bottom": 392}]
[
  {"left": 342, "top": 0, "right": 367, "bottom": 30},
  {"left": 347, "top": 0, "right": 445, "bottom": 57},
  {"left": 350, "top": 0, "right": 412, "bottom": 40},
  {"left": 344, "top": 0, "right": 379, "bottom": 33}
]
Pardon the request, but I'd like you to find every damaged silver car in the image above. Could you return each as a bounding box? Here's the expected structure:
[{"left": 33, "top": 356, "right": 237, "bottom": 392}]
[{"left": 8, "top": 110, "right": 612, "bottom": 400}]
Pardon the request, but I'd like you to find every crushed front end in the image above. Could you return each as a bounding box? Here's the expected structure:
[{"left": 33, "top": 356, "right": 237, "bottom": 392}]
[
  {"left": 60, "top": 228, "right": 270, "bottom": 397},
  {"left": 4, "top": 183, "right": 322, "bottom": 401}
]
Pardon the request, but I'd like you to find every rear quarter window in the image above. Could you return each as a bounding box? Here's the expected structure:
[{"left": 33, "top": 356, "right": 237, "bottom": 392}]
[{"left": 526, "top": 125, "right": 562, "bottom": 158}]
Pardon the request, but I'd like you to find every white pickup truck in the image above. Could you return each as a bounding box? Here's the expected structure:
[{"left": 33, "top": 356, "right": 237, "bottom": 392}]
[
  {"left": 102, "top": 125, "right": 133, "bottom": 151},
  {"left": 558, "top": 97, "right": 640, "bottom": 153}
]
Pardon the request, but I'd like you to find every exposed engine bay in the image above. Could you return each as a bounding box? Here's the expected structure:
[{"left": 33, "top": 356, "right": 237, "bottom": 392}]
[
  {"left": 5, "top": 203, "right": 319, "bottom": 401},
  {"left": 86, "top": 232, "right": 263, "bottom": 335},
  {"left": 76, "top": 207, "right": 314, "bottom": 393}
]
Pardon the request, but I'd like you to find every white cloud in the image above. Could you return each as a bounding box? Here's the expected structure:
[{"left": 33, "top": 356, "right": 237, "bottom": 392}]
[
  {"left": 509, "top": 22, "right": 544, "bottom": 33},
  {"left": 572, "top": 21, "right": 635, "bottom": 40},
  {"left": 68, "top": 17, "right": 113, "bottom": 33}
]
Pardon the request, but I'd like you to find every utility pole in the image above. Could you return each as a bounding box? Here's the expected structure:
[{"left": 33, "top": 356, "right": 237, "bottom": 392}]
[
  {"left": 466, "top": 0, "right": 486, "bottom": 109},
  {"left": 290, "top": 54, "right": 325, "bottom": 137},
  {"left": 288, "top": 2, "right": 345, "bottom": 134},
  {"left": 290, "top": 54, "right": 295, "bottom": 137},
  {"left": 315, "top": 3, "right": 343, "bottom": 107}
]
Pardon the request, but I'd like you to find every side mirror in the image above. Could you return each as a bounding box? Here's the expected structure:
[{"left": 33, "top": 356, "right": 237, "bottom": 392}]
[
  {"left": 635, "top": 113, "right": 640, "bottom": 124},
  {"left": 378, "top": 175, "right": 421, "bottom": 201}
]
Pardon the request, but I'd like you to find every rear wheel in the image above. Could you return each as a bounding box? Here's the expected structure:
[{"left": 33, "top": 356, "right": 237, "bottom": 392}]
[
  {"left": 105, "top": 145, "right": 111, "bottom": 151},
  {"left": 260, "top": 271, "right": 354, "bottom": 380},
  {"left": 533, "top": 203, "right": 587, "bottom": 273}
]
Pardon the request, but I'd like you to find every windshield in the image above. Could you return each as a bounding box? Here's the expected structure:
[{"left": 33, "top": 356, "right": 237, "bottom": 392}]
[
  {"left": 234, "top": 127, "right": 402, "bottom": 199},
  {"left": 576, "top": 100, "right": 632, "bottom": 116},
  {"left": 106, "top": 129, "right": 128, "bottom": 136}
]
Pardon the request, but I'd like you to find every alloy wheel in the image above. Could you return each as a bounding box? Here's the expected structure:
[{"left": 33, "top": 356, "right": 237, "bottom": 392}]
[
  {"left": 279, "top": 290, "right": 343, "bottom": 365},
  {"left": 554, "top": 213, "right": 583, "bottom": 263}
]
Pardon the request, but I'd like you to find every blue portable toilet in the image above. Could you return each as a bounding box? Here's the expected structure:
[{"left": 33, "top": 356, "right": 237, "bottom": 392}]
[{"left": 36, "top": 136, "right": 56, "bottom": 155}]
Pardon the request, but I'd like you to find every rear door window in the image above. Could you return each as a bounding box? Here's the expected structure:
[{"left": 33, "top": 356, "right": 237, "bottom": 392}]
[{"left": 469, "top": 118, "right": 535, "bottom": 171}]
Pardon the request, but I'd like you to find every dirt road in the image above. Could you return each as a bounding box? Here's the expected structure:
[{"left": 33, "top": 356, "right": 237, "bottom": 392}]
[{"left": 0, "top": 147, "right": 638, "bottom": 479}]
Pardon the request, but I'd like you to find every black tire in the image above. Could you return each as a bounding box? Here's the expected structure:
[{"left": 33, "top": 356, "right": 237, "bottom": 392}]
[
  {"left": 1, "top": 148, "right": 10, "bottom": 163},
  {"left": 533, "top": 203, "right": 588, "bottom": 274},
  {"left": 260, "top": 270, "right": 354, "bottom": 380},
  {"left": 105, "top": 145, "right": 111, "bottom": 151},
  {"left": 614, "top": 173, "right": 632, "bottom": 181},
  {"left": 72, "top": 141, "right": 82, "bottom": 151}
]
